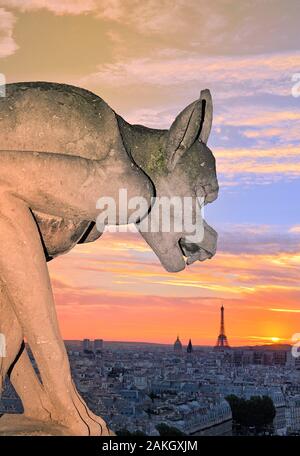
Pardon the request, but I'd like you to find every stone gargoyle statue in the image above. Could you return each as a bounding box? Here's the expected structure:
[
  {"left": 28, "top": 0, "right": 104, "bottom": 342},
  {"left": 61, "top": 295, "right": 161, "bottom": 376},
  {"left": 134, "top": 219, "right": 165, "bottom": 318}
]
[{"left": 0, "top": 82, "right": 219, "bottom": 435}]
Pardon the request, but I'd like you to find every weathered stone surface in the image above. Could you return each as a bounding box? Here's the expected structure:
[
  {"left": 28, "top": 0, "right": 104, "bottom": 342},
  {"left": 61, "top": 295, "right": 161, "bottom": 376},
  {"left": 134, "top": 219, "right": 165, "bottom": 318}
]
[
  {"left": 0, "top": 414, "right": 71, "bottom": 436},
  {"left": 0, "top": 414, "right": 115, "bottom": 436}
]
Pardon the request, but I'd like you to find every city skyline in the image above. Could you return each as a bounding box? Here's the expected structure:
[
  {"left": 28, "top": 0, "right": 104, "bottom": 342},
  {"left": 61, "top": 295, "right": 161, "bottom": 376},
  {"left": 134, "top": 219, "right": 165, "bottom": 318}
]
[
  {"left": 72, "top": 338, "right": 292, "bottom": 348},
  {"left": 3, "top": 335, "right": 299, "bottom": 436},
  {"left": 60, "top": 304, "right": 294, "bottom": 348},
  {"left": 0, "top": 1, "right": 299, "bottom": 345}
]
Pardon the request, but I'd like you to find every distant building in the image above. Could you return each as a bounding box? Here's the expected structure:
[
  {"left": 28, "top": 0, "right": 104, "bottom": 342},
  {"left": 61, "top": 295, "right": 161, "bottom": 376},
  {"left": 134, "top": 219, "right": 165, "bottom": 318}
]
[
  {"left": 83, "top": 338, "right": 92, "bottom": 353},
  {"left": 273, "top": 350, "right": 287, "bottom": 366},
  {"left": 286, "top": 396, "right": 300, "bottom": 433},
  {"left": 187, "top": 339, "right": 193, "bottom": 354},
  {"left": 174, "top": 336, "right": 183, "bottom": 355},
  {"left": 94, "top": 339, "right": 104, "bottom": 353},
  {"left": 252, "top": 350, "right": 288, "bottom": 366},
  {"left": 134, "top": 376, "right": 148, "bottom": 390},
  {"left": 165, "top": 399, "right": 232, "bottom": 436}
]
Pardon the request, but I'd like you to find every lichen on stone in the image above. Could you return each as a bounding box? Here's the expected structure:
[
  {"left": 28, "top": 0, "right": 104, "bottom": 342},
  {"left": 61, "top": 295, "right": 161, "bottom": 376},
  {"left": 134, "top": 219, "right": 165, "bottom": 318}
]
[{"left": 145, "top": 145, "right": 168, "bottom": 177}]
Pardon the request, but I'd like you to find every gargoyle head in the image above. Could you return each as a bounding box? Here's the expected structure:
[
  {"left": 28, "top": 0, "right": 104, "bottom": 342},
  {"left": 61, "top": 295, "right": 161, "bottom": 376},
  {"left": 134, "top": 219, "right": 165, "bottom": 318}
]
[{"left": 118, "top": 89, "right": 219, "bottom": 272}]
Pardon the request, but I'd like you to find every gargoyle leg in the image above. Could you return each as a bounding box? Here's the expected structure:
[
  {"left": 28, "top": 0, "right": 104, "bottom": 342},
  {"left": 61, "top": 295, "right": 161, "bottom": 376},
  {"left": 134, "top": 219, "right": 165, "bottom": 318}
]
[
  {"left": 0, "top": 285, "right": 23, "bottom": 394},
  {"left": 1, "top": 282, "right": 62, "bottom": 421},
  {"left": 10, "top": 349, "right": 55, "bottom": 420},
  {"left": 0, "top": 194, "right": 108, "bottom": 435},
  {"left": 1, "top": 292, "right": 109, "bottom": 432}
]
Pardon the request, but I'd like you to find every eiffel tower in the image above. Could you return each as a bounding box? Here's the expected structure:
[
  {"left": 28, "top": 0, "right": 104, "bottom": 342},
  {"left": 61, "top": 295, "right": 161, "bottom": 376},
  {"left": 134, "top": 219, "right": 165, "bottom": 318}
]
[{"left": 215, "top": 305, "right": 230, "bottom": 349}]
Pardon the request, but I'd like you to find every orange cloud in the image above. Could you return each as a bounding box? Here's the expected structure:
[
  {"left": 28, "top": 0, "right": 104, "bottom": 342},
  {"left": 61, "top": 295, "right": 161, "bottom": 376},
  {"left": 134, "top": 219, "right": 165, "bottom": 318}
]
[
  {"left": 216, "top": 111, "right": 300, "bottom": 127},
  {"left": 215, "top": 146, "right": 300, "bottom": 160},
  {"left": 0, "top": 7, "right": 18, "bottom": 57},
  {"left": 269, "top": 308, "right": 300, "bottom": 313},
  {"left": 289, "top": 226, "right": 300, "bottom": 234},
  {"left": 213, "top": 145, "right": 300, "bottom": 181},
  {"left": 78, "top": 52, "right": 300, "bottom": 95},
  {"left": 218, "top": 160, "right": 300, "bottom": 177},
  {"left": 0, "top": 0, "right": 96, "bottom": 15}
]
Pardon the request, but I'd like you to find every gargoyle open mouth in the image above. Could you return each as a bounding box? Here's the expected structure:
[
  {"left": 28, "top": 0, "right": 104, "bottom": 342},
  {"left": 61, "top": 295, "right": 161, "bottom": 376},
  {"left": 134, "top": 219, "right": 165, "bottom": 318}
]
[{"left": 179, "top": 221, "right": 218, "bottom": 266}]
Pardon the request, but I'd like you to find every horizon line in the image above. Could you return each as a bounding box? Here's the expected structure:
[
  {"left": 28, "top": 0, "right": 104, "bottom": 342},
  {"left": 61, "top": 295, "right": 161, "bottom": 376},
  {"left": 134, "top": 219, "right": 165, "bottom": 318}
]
[{"left": 63, "top": 339, "right": 292, "bottom": 348}]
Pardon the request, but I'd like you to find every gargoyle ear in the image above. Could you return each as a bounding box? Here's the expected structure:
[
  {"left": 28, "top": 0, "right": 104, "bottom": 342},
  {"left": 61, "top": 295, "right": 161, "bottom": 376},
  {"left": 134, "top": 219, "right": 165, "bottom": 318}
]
[
  {"left": 166, "top": 89, "right": 213, "bottom": 171},
  {"left": 199, "top": 89, "right": 213, "bottom": 144}
]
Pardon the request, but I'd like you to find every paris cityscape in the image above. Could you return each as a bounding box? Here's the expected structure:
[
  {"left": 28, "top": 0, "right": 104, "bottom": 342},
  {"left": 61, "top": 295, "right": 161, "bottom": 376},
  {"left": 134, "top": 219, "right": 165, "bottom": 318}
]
[{"left": 1, "top": 306, "right": 299, "bottom": 436}]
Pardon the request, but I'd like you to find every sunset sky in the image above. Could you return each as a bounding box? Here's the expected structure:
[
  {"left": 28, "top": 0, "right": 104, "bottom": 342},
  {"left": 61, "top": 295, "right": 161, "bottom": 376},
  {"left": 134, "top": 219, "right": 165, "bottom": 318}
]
[{"left": 0, "top": 0, "right": 299, "bottom": 345}]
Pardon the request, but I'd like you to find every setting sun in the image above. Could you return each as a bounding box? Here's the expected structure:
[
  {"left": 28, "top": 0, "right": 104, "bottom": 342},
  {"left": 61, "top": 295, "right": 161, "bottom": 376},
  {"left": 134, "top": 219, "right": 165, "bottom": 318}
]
[{"left": 271, "top": 337, "right": 280, "bottom": 343}]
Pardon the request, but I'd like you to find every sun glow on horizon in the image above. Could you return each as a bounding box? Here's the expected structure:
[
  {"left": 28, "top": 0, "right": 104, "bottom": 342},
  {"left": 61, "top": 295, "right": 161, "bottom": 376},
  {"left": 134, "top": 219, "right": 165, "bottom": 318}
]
[{"left": 271, "top": 337, "right": 280, "bottom": 343}]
